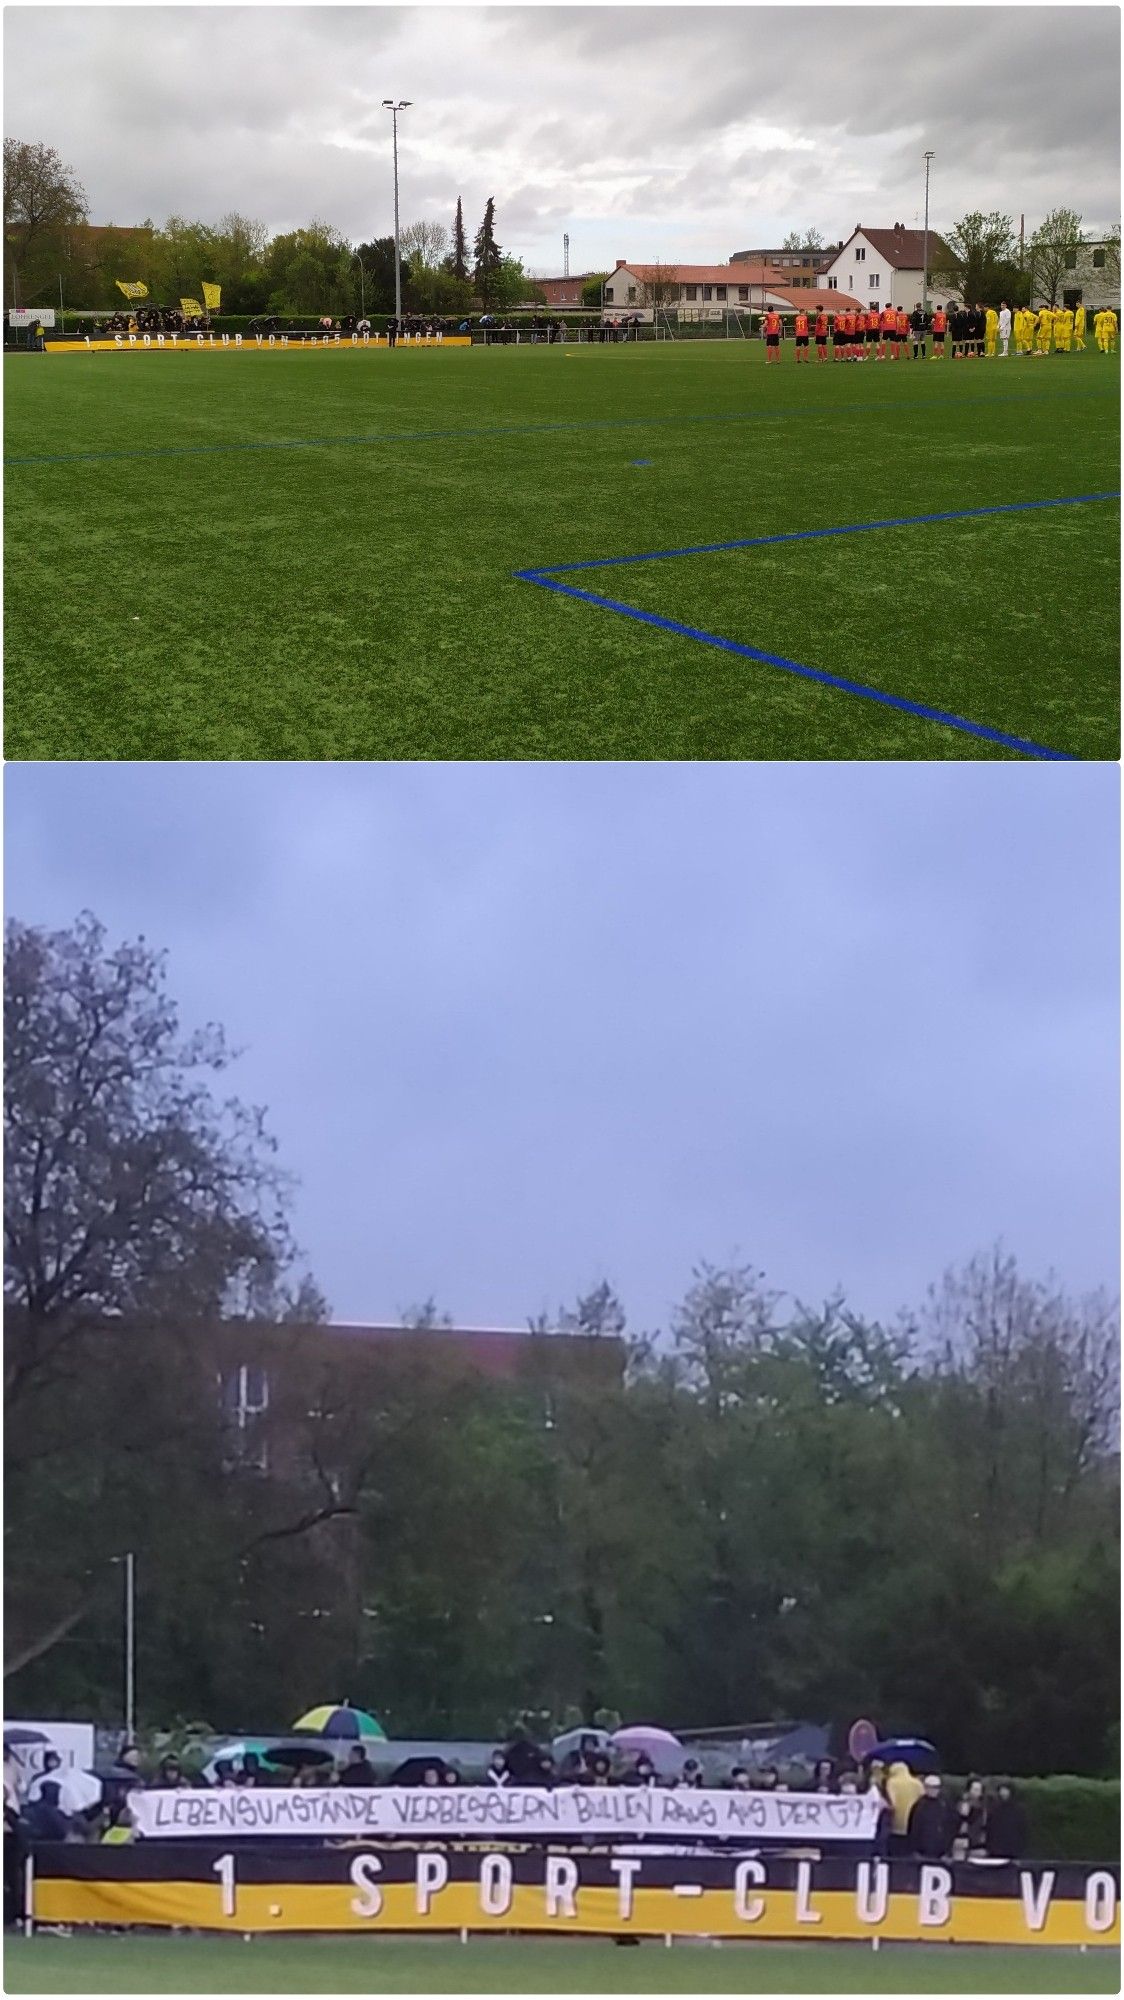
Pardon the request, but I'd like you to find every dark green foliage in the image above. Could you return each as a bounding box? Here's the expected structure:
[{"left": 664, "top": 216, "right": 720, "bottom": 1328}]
[
  {"left": 450, "top": 198, "right": 469, "bottom": 283},
  {"left": 472, "top": 197, "right": 502, "bottom": 307}
]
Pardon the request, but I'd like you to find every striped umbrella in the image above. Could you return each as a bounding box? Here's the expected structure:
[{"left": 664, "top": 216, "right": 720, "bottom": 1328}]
[{"left": 292, "top": 1704, "right": 386, "bottom": 1741}]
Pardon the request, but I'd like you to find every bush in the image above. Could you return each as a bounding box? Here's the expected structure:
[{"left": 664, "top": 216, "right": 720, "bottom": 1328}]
[{"left": 946, "top": 1773, "right": 1119, "bottom": 1861}]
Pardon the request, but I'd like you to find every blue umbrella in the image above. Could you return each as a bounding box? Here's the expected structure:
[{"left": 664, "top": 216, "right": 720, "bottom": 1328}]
[{"left": 869, "top": 1737, "right": 939, "bottom": 1771}]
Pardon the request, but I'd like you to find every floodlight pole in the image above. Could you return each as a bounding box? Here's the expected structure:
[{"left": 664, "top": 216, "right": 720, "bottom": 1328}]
[
  {"left": 922, "top": 151, "right": 934, "bottom": 315},
  {"left": 111, "top": 1551, "right": 137, "bottom": 1740},
  {"left": 383, "top": 100, "right": 411, "bottom": 323}
]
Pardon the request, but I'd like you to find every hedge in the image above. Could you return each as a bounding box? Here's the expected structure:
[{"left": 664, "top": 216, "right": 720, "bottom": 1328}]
[{"left": 945, "top": 1774, "right": 1119, "bottom": 1862}]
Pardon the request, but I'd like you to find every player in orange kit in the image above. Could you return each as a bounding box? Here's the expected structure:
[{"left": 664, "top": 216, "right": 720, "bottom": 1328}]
[
  {"left": 814, "top": 306, "right": 829, "bottom": 362},
  {"left": 793, "top": 307, "right": 811, "bottom": 362}
]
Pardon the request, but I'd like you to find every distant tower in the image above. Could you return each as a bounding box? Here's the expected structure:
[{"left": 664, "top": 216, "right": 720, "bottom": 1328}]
[{"left": 563, "top": 232, "right": 570, "bottom": 277}]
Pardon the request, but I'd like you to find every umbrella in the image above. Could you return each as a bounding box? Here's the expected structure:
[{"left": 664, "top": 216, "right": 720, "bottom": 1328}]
[
  {"left": 293, "top": 1704, "right": 386, "bottom": 1741},
  {"left": 389, "top": 1756, "right": 449, "bottom": 1785},
  {"left": 612, "top": 1726, "right": 684, "bottom": 1777},
  {"left": 612, "top": 1726, "right": 682, "bottom": 1751},
  {"left": 3, "top": 1729, "right": 50, "bottom": 1749},
  {"left": 869, "top": 1737, "right": 939, "bottom": 1771},
  {"left": 29, "top": 1769, "right": 103, "bottom": 1815},
  {"left": 202, "top": 1738, "right": 334, "bottom": 1784},
  {"left": 552, "top": 1727, "right": 613, "bottom": 1767}
]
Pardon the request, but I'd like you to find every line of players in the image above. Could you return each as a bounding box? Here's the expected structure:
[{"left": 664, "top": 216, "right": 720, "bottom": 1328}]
[{"left": 763, "top": 301, "right": 1118, "bottom": 365}]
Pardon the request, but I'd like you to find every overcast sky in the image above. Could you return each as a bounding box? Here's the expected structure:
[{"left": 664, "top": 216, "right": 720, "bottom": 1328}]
[
  {"left": 5, "top": 5, "right": 1120, "bottom": 271},
  {"left": 6, "top": 763, "right": 1118, "bottom": 1335}
]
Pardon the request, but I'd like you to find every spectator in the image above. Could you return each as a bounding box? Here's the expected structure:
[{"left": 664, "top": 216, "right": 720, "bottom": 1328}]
[
  {"left": 985, "top": 1781, "right": 1028, "bottom": 1860},
  {"left": 863, "top": 1765, "right": 891, "bottom": 1853},
  {"left": 838, "top": 1770, "right": 859, "bottom": 1795},
  {"left": 755, "top": 1765, "right": 780, "bottom": 1792},
  {"left": 728, "top": 1765, "right": 752, "bottom": 1791},
  {"left": 339, "top": 1745, "right": 377, "bottom": 1787},
  {"left": 149, "top": 1755, "right": 188, "bottom": 1790},
  {"left": 421, "top": 1763, "right": 443, "bottom": 1787},
  {"left": 100, "top": 1805, "right": 134, "bottom": 1846},
  {"left": 683, "top": 1759, "right": 705, "bottom": 1788},
  {"left": 885, "top": 1760, "right": 925, "bottom": 1856},
  {"left": 952, "top": 1776, "right": 987, "bottom": 1858},
  {"left": 623, "top": 1756, "right": 657, "bottom": 1787},
  {"left": 585, "top": 1754, "right": 612, "bottom": 1788},
  {"left": 907, "top": 1773, "right": 954, "bottom": 1859},
  {"left": 486, "top": 1750, "right": 510, "bottom": 1788},
  {"left": 810, "top": 1758, "right": 836, "bottom": 1793},
  {"left": 443, "top": 1763, "right": 463, "bottom": 1787},
  {"left": 22, "top": 1780, "right": 71, "bottom": 1844}
]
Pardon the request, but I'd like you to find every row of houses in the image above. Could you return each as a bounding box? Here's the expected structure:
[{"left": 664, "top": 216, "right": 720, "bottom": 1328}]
[{"left": 538, "top": 222, "right": 1119, "bottom": 316}]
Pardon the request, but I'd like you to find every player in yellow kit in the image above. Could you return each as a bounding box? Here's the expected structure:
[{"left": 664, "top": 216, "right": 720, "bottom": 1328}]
[
  {"left": 1057, "top": 306, "right": 1074, "bottom": 352},
  {"left": 1035, "top": 306, "right": 1053, "bottom": 355},
  {"left": 1107, "top": 309, "right": 1118, "bottom": 353},
  {"left": 985, "top": 306, "right": 998, "bottom": 356},
  {"left": 1074, "top": 302, "right": 1086, "bottom": 350}
]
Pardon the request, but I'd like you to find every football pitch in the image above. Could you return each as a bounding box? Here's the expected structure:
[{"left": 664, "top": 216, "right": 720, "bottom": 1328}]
[
  {"left": 4, "top": 339, "right": 1119, "bottom": 762},
  {"left": 4, "top": 1933, "right": 1119, "bottom": 1994}
]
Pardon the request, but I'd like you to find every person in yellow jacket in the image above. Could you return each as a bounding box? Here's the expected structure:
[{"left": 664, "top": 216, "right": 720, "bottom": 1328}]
[
  {"left": 1074, "top": 301, "right": 1086, "bottom": 350},
  {"left": 885, "top": 1760, "right": 925, "bottom": 1850},
  {"left": 1057, "top": 306, "right": 1074, "bottom": 352},
  {"left": 984, "top": 305, "right": 999, "bottom": 356},
  {"left": 1013, "top": 306, "right": 1029, "bottom": 354},
  {"left": 1106, "top": 309, "right": 1118, "bottom": 354},
  {"left": 1034, "top": 306, "right": 1053, "bottom": 354}
]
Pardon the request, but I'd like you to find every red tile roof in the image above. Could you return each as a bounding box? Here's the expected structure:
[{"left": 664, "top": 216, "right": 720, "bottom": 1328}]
[
  {"left": 845, "top": 226, "right": 952, "bottom": 269},
  {"left": 769, "top": 286, "right": 864, "bottom": 309}
]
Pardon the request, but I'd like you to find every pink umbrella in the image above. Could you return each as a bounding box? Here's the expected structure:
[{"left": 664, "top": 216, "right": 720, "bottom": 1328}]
[
  {"left": 613, "top": 1726, "right": 682, "bottom": 1749},
  {"left": 611, "top": 1725, "right": 684, "bottom": 1771}
]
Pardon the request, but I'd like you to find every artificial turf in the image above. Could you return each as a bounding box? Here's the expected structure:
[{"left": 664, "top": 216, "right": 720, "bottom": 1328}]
[
  {"left": 4, "top": 339, "right": 1119, "bottom": 761},
  {"left": 4, "top": 1933, "right": 1119, "bottom": 1993}
]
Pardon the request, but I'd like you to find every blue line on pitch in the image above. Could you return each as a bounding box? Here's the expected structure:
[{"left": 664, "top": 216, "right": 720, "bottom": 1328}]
[
  {"left": 3, "top": 386, "right": 1114, "bottom": 469},
  {"left": 516, "top": 493, "right": 1122, "bottom": 579},
  {"left": 516, "top": 493, "right": 1120, "bottom": 760}
]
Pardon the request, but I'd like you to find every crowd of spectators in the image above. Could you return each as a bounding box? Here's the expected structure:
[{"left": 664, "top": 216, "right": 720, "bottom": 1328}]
[{"left": 5, "top": 1734, "right": 1029, "bottom": 1868}]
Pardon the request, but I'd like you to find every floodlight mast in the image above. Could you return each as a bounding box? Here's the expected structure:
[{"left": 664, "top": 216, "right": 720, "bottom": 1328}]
[
  {"left": 922, "top": 151, "right": 935, "bottom": 316},
  {"left": 382, "top": 100, "right": 412, "bottom": 323}
]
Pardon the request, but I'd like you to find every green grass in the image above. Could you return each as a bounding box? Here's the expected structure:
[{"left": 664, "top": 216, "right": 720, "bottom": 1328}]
[
  {"left": 4, "top": 1933, "right": 1119, "bottom": 1993},
  {"left": 4, "top": 340, "right": 1119, "bottom": 761}
]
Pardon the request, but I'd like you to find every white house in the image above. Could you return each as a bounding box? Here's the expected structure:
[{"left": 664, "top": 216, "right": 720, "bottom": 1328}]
[
  {"left": 601, "top": 261, "right": 861, "bottom": 318},
  {"left": 819, "top": 224, "right": 955, "bottom": 311}
]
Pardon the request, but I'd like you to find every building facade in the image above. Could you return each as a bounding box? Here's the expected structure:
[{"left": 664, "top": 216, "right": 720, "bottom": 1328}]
[{"left": 819, "top": 225, "right": 955, "bottom": 310}]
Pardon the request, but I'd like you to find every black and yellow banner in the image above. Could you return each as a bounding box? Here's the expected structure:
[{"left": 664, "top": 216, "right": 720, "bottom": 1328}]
[
  {"left": 31, "top": 1846, "right": 1119, "bottom": 1947},
  {"left": 114, "top": 280, "right": 149, "bottom": 301}
]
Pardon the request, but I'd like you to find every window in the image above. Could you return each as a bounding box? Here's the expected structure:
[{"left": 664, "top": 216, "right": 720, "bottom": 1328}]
[
  {"left": 684, "top": 284, "right": 697, "bottom": 300},
  {"left": 870, "top": 275, "right": 879, "bottom": 291},
  {"left": 716, "top": 285, "right": 727, "bottom": 301},
  {"left": 221, "top": 1363, "right": 270, "bottom": 1471},
  {"left": 1092, "top": 246, "right": 1106, "bottom": 269},
  {"left": 802, "top": 256, "right": 811, "bottom": 267},
  {"left": 855, "top": 246, "right": 866, "bottom": 262},
  {"left": 627, "top": 286, "right": 636, "bottom": 303},
  {"left": 827, "top": 275, "right": 838, "bottom": 290},
  {"left": 702, "top": 285, "right": 712, "bottom": 300},
  {"left": 1064, "top": 250, "right": 1078, "bottom": 270},
  {"left": 738, "top": 286, "right": 748, "bottom": 302}
]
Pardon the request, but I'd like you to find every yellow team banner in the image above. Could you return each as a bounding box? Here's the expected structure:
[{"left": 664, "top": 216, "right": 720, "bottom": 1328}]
[
  {"left": 180, "top": 298, "right": 204, "bottom": 319},
  {"left": 114, "top": 280, "right": 149, "bottom": 301},
  {"left": 201, "top": 282, "right": 221, "bottom": 311}
]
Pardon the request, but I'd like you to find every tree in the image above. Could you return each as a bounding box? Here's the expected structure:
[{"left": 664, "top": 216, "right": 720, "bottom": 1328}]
[
  {"left": 473, "top": 197, "right": 502, "bottom": 307},
  {"left": 1028, "top": 207, "right": 1085, "bottom": 306},
  {"left": 782, "top": 228, "right": 824, "bottom": 250},
  {"left": 450, "top": 198, "right": 470, "bottom": 282},
  {"left": 4, "top": 913, "right": 327, "bottom": 1703},
  {"left": 354, "top": 236, "right": 411, "bottom": 315},
  {"left": 3, "top": 138, "right": 88, "bottom": 303},
  {"left": 930, "top": 211, "right": 1027, "bottom": 306},
  {"left": 400, "top": 219, "right": 449, "bottom": 271},
  {"left": 581, "top": 272, "right": 609, "bottom": 309},
  {"left": 638, "top": 261, "right": 680, "bottom": 311}
]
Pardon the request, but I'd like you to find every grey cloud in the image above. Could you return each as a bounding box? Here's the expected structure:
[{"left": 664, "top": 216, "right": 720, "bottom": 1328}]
[{"left": 5, "top": 6, "right": 1117, "bottom": 268}]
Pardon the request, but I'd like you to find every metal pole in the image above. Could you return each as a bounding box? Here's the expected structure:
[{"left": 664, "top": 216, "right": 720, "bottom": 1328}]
[
  {"left": 392, "top": 110, "right": 401, "bottom": 323},
  {"left": 125, "top": 1550, "right": 136, "bottom": 1740},
  {"left": 922, "top": 151, "right": 934, "bottom": 316},
  {"left": 58, "top": 271, "right": 64, "bottom": 332}
]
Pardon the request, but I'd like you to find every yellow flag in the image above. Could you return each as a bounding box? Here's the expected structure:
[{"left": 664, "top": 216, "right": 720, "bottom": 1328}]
[
  {"left": 180, "top": 297, "right": 204, "bottom": 319},
  {"left": 115, "top": 280, "right": 149, "bottom": 301},
  {"left": 201, "top": 281, "right": 221, "bottom": 311}
]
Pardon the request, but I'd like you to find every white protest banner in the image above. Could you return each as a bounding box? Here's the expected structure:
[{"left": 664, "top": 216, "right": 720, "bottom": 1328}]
[{"left": 128, "top": 1783, "right": 883, "bottom": 1845}]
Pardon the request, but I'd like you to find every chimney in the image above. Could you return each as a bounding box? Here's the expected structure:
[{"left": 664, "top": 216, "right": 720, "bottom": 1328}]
[{"left": 615, "top": 258, "right": 626, "bottom": 268}]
